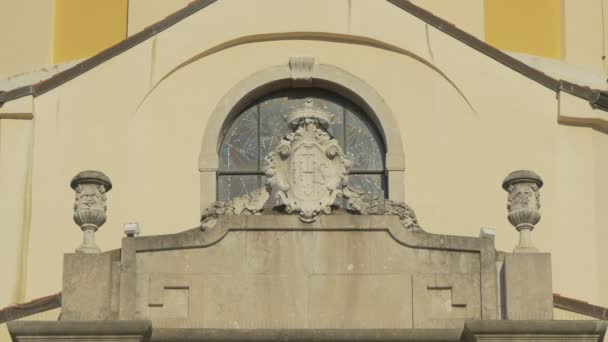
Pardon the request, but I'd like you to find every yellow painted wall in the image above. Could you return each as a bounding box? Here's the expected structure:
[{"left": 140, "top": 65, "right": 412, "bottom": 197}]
[
  {"left": 0, "top": 0, "right": 53, "bottom": 78},
  {"left": 485, "top": 0, "right": 563, "bottom": 59},
  {"left": 53, "top": 0, "right": 128, "bottom": 63}
]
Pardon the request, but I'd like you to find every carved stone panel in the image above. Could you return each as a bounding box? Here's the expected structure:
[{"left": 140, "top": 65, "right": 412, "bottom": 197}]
[
  {"left": 265, "top": 99, "right": 351, "bottom": 222},
  {"left": 412, "top": 274, "right": 482, "bottom": 328}
]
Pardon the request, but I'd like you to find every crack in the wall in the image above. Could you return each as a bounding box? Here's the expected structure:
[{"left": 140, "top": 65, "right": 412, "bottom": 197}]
[
  {"left": 149, "top": 36, "right": 157, "bottom": 90},
  {"left": 425, "top": 24, "right": 435, "bottom": 64}
]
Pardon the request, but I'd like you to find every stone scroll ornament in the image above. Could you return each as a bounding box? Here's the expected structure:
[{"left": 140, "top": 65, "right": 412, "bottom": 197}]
[{"left": 201, "top": 99, "right": 424, "bottom": 230}]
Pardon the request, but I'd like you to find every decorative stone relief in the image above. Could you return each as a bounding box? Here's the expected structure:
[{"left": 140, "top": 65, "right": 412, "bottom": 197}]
[
  {"left": 289, "top": 56, "right": 314, "bottom": 87},
  {"left": 412, "top": 274, "right": 481, "bottom": 329},
  {"left": 201, "top": 185, "right": 270, "bottom": 229},
  {"left": 502, "top": 170, "right": 543, "bottom": 253},
  {"left": 70, "top": 170, "right": 112, "bottom": 253},
  {"left": 343, "top": 186, "right": 423, "bottom": 231},
  {"left": 265, "top": 99, "right": 351, "bottom": 222},
  {"left": 200, "top": 98, "right": 424, "bottom": 229}
]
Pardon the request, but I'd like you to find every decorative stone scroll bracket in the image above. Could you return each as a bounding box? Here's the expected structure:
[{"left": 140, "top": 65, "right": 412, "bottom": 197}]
[{"left": 289, "top": 56, "right": 314, "bottom": 87}]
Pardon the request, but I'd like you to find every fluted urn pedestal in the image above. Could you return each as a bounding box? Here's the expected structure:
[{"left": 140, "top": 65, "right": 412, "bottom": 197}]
[
  {"left": 502, "top": 170, "right": 543, "bottom": 253},
  {"left": 70, "top": 170, "right": 112, "bottom": 254}
]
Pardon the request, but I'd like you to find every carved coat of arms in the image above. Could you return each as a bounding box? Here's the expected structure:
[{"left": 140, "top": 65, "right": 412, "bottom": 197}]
[
  {"left": 201, "top": 98, "right": 423, "bottom": 231},
  {"left": 264, "top": 99, "right": 351, "bottom": 222}
]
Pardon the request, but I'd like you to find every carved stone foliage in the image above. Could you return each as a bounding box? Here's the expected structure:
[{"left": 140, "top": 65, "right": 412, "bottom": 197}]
[
  {"left": 264, "top": 99, "right": 351, "bottom": 222},
  {"left": 502, "top": 170, "right": 543, "bottom": 230},
  {"left": 73, "top": 184, "right": 108, "bottom": 228},
  {"left": 70, "top": 170, "right": 112, "bottom": 253},
  {"left": 343, "top": 186, "right": 423, "bottom": 231},
  {"left": 201, "top": 185, "right": 270, "bottom": 229},
  {"left": 502, "top": 170, "right": 543, "bottom": 253}
]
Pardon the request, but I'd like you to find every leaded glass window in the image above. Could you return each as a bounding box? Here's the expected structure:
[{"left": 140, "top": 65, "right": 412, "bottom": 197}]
[{"left": 218, "top": 89, "right": 386, "bottom": 204}]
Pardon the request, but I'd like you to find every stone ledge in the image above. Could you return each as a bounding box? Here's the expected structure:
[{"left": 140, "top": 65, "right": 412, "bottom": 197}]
[
  {"left": 7, "top": 320, "right": 151, "bottom": 341},
  {"left": 151, "top": 328, "right": 463, "bottom": 341},
  {"left": 462, "top": 320, "right": 608, "bottom": 341},
  {"left": 8, "top": 321, "right": 607, "bottom": 341}
]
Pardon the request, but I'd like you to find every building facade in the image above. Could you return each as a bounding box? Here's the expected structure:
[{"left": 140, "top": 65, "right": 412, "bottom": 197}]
[{"left": 1, "top": 0, "right": 608, "bottom": 340}]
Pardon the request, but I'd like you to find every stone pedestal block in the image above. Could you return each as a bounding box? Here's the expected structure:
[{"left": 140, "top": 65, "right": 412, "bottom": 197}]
[
  {"left": 61, "top": 249, "right": 120, "bottom": 320},
  {"left": 503, "top": 253, "right": 553, "bottom": 320}
]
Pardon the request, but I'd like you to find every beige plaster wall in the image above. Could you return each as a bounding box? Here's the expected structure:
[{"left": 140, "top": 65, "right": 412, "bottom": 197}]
[
  {"left": 1, "top": 1, "right": 607, "bottom": 336},
  {"left": 410, "top": 0, "right": 484, "bottom": 40},
  {"left": 0, "top": 119, "right": 33, "bottom": 308},
  {"left": 127, "top": 0, "right": 191, "bottom": 36},
  {"left": 0, "top": 0, "right": 53, "bottom": 78}
]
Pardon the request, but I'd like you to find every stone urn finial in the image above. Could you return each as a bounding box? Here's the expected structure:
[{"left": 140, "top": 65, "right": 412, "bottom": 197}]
[
  {"left": 502, "top": 170, "right": 543, "bottom": 253},
  {"left": 70, "top": 170, "right": 112, "bottom": 253}
]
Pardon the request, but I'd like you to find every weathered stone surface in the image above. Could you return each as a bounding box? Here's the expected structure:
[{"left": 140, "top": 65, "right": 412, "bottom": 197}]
[
  {"left": 61, "top": 249, "right": 120, "bottom": 320},
  {"left": 151, "top": 327, "right": 464, "bottom": 341},
  {"left": 462, "top": 320, "right": 607, "bottom": 342},
  {"left": 135, "top": 232, "right": 247, "bottom": 275},
  {"left": 57, "top": 215, "right": 505, "bottom": 331},
  {"left": 312, "top": 232, "right": 374, "bottom": 275},
  {"left": 413, "top": 274, "right": 481, "bottom": 329},
  {"left": 264, "top": 99, "right": 351, "bottom": 223},
  {"left": 502, "top": 170, "right": 543, "bottom": 253},
  {"left": 200, "top": 185, "right": 270, "bottom": 229},
  {"left": 7, "top": 320, "right": 151, "bottom": 342},
  {"left": 309, "top": 275, "right": 413, "bottom": 329},
  {"left": 502, "top": 253, "right": 553, "bottom": 320},
  {"left": 343, "top": 186, "right": 423, "bottom": 231},
  {"left": 70, "top": 170, "right": 113, "bottom": 253},
  {"left": 245, "top": 231, "right": 316, "bottom": 275},
  {"left": 9, "top": 320, "right": 606, "bottom": 341},
  {"left": 125, "top": 221, "right": 491, "bottom": 329}
]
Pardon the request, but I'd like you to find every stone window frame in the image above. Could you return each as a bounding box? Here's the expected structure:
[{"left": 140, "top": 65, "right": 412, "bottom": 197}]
[{"left": 199, "top": 57, "right": 406, "bottom": 212}]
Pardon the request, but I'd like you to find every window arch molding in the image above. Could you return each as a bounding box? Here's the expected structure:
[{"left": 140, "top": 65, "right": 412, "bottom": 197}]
[{"left": 199, "top": 58, "right": 406, "bottom": 211}]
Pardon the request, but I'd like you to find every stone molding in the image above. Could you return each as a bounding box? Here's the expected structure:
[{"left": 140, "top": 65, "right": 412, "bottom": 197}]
[
  {"left": 199, "top": 60, "right": 407, "bottom": 211},
  {"left": 7, "top": 320, "right": 151, "bottom": 342},
  {"left": 461, "top": 320, "right": 607, "bottom": 342},
  {"left": 8, "top": 320, "right": 607, "bottom": 341}
]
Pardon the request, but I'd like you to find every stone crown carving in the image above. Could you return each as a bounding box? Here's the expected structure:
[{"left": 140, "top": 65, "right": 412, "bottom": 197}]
[{"left": 201, "top": 99, "right": 423, "bottom": 231}]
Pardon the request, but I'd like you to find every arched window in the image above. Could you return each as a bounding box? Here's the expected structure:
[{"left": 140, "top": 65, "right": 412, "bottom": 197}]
[{"left": 218, "top": 89, "right": 386, "bottom": 204}]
